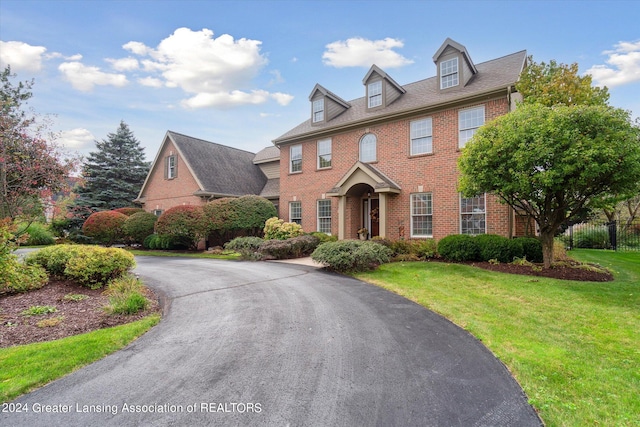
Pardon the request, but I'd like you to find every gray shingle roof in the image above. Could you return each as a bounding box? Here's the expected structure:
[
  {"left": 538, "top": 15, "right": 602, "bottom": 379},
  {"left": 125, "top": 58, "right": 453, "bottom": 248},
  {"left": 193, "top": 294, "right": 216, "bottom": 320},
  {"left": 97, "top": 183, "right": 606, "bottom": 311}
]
[
  {"left": 259, "top": 178, "right": 280, "bottom": 198},
  {"left": 168, "top": 131, "right": 267, "bottom": 197},
  {"left": 274, "top": 50, "right": 526, "bottom": 144},
  {"left": 253, "top": 146, "right": 280, "bottom": 164}
]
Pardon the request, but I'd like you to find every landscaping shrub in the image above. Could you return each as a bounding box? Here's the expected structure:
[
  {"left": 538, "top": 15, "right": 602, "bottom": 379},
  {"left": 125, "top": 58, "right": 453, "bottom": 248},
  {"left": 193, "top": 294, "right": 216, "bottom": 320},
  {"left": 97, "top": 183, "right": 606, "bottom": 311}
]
[
  {"left": 155, "top": 205, "right": 208, "bottom": 250},
  {"left": 224, "top": 236, "right": 264, "bottom": 258},
  {"left": 21, "top": 222, "right": 55, "bottom": 246},
  {"left": 574, "top": 227, "right": 611, "bottom": 249},
  {"left": 437, "top": 234, "right": 481, "bottom": 262},
  {"left": 258, "top": 234, "right": 320, "bottom": 260},
  {"left": 82, "top": 210, "right": 128, "bottom": 246},
  {"left": 113, "top": 207, "right": 145, "bottom": 216},
  {"left": 517, "top": 237, "right": 543, "bottom": 263},
  {"left": 204, "top": 196, "right": 277, "bottom": 244},
  {"left": 414, "top": 239, "right": 438, "bottom": 259},
  {"left": 0, "top": 257, "right": 48, "bottom": 295},
  {"left": 103, "top": 274, "right": 149, "bottom": 315},
  {"left": 123, "top": 211, "right": 157, "bottom": 245},
  {"left": 63, "top": 246, "right": 136, "bottom": 288},
  {"left": 310, "top": 232, "right": 338, "bottom": 243},
  {"left": 263, "top": 217, "right": 304, "bottom": 240},
  {"left": 387, "top": 239, "right": 438, "bottom": 260},
  {"left": 311, "top": 240, "right": 392, "bottom": 272},
  {"left": 25, "top": 244, "right": 84, "bottom": 276},
  {"left": 144, "top": 234, "right": 190, "bottom": 250},
  {"left": 475, "top": 234, "right": 524, "bottom": 263}
]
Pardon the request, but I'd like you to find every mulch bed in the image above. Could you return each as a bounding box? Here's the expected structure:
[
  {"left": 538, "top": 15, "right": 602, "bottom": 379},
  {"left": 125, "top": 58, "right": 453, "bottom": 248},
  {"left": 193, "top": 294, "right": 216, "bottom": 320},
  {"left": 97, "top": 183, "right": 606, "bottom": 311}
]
[
  {"left": 459, "top": 260, "right": 614, "bottom": 282},
  {"left": 0, "top": 279, "right": 160, "bottom": 348}
]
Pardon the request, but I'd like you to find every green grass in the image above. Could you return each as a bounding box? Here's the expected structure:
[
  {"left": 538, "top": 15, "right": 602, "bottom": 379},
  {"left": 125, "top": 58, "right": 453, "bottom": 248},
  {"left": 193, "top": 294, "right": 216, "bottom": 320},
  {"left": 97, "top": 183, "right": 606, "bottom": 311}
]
[
  {"left": 355, "top": 250, "right": 639, "bottom": 427},
  {"left": 127, "top": 249, "right": 241, "bottom": 260},
  {"left": 0, "top": 314, "right": 160, "bottom": 403}
]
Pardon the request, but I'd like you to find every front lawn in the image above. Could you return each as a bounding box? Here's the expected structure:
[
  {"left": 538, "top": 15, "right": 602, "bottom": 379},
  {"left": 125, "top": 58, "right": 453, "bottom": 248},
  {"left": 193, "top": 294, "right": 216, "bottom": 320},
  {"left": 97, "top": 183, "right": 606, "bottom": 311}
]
[{"left": 355, "top": 250, "right": 639, "bottom": 426}]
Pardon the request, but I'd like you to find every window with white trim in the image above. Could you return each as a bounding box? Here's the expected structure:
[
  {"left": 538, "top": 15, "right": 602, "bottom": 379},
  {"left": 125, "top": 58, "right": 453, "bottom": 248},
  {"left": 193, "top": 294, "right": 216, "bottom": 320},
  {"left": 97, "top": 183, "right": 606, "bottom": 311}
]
[
  {"left": 359, "top": 133, "right": 377, "bottom": 162},
  {"left": 410, "top": 118, "right": 433, "bottom": 155},
  {"left": 166, "top": 155, "right": 177, "bottom": 179},
  {"left": 289, "top": 201, "right": 302, "bottom": 225},
  {"left": 411, "top": 193, "right": 433, "bottom": 237},
  {"left": 290, "top": 144, "right": 302, "bottom": 173},
  {"left": 459, "top": 106, "right": 485, "bottom": 148},
  {"left": 317, "top": 199, "right": 332, "bottom": 234},
  {"left": 368, "top": 80, "right": 382, "bottom": 108},
  {"left": 317, "top": 138, "right": 332, "bottom": 169},
  {"left": 312, "top": 99, "right": 324, "bottom": 123},
  {"left": 460, "top": 194, "right": 486, "bottom": 235},
  {"left": 440, "top": 58, "right": 459, "bottom": 89}
]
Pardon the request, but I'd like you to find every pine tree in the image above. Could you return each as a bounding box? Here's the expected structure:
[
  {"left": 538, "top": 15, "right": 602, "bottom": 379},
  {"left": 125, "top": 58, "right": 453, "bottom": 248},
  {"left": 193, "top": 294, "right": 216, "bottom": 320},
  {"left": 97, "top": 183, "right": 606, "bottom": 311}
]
[{"left": 75, "top": 121, "right": 149, "bottom": 211}]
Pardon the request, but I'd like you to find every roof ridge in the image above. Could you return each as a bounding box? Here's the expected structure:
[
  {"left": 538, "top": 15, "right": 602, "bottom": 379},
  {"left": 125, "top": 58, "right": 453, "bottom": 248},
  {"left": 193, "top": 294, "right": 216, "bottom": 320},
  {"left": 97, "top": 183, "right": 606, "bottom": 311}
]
[{"left": 167, "top": 130, "right": 256, "bottom": 155}]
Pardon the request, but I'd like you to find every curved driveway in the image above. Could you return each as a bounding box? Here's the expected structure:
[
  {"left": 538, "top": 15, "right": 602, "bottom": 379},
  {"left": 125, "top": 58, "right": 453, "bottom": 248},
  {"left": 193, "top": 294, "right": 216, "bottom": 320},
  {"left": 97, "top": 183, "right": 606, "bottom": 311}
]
[{"left": 3, "top": 256, "right": 541, "bottom": 426}]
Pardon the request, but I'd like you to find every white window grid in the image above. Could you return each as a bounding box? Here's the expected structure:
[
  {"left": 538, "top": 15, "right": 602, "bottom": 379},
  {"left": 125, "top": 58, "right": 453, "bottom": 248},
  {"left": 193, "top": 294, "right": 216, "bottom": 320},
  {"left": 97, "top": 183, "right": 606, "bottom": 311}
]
[
  {"left": 410, "top": 118, "right": 433, "bottom": 155},
  {"left": 460, "top": 194, "right": 486, "bottom": 235},
  {"left": 368, "top": 81, "right": 382, "bottom": 108},
  {"left": 167, "top": 155, "right": 176, "bottom": 179},
  {"left": 317, "top": 138, "right": 332, "bottom": 169},
  {"left": 440, "top": 58, "right": 459, "bottom": 89},
  {"left": 290, "top": 145, "right": 302, "bottom": 173},
  {"left": 411, "top": 193, "right": 433, "bottom": 237},
  {"left": 289, "top": 201, "right": 302, "bottom": 225},
  {"left": 458, "top": 106, "right": 485, "bottom": 148},
  {"left": 312, "top": 99, "right": 324, "bottom": 122},
  {"left": 359, "top": 133, "right": 377, "bottom": 163},
  {"left": 317, "top": 200, "right": 332, "bottom": 234}
]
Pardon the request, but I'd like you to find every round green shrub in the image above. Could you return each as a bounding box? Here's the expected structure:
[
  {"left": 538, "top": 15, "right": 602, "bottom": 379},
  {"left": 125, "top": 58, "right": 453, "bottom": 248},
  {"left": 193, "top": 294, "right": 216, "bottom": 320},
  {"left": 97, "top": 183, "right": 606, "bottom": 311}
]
[
  {"left": 25, "top": 244, "right": 85, "bottom": 276},
  {"left": 517, "top": 237, "right": 543, "bottom": 263},
  {"left": 123, "top": 211, "right": 157, "bottom": 244},
  {"left": 224, "top": 236, "right": 264, "bottom": 257},
  {"left": 63, "top": 246, "right": 136, "bottom": 288},
  {"left": 475, "top": 234, "right": 524, "bottom": 263},
  {"left": 204, "top": 196, "right": 277, "bottom": 243},
  {"left": 311, "top": 240, "right": 392, "bottom": 272},
  {"left": 155, "top": 205, "right": 208, "bottom": 250},
  {"left": 437, "top": 234, "right": 481, "bottom": 262},
  {"left": 0, "top": 255, "right": 48, "bottom": 295},
  {"left": 82, "top": 210, "right": 128, "bottom": 246},
  {"left": 263, "top": 217, "right": 304, "bottom": 240}
]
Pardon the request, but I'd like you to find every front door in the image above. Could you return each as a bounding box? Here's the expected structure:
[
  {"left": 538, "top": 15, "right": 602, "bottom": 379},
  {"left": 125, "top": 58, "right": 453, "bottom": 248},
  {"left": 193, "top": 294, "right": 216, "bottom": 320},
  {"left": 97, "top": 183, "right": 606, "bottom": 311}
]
[{"left": 363, "top": 198, "right": 380, "bottom": 238}]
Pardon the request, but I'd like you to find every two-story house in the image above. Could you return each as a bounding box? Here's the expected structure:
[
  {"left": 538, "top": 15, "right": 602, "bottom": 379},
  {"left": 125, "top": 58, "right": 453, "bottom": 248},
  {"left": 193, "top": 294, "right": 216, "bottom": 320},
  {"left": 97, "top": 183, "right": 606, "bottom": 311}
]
[{"left": 273, "top": 38, "right": 528, "bottom": 240}]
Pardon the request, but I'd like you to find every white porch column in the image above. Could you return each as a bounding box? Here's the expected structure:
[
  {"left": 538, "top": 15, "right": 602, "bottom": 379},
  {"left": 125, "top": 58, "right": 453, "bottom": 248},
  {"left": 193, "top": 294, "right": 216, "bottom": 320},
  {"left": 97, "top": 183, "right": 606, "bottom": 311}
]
[
  {"left": 379, "top": 193, "right": 387, "bottom": 238},
  {"left": 338, "top": 196, "right": 346, "bottom": 240}
]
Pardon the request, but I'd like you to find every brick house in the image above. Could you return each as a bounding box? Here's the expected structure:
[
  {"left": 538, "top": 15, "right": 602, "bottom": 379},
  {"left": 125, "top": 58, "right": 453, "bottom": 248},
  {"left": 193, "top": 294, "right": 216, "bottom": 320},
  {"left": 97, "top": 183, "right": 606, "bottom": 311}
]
[
  {"left": 272, "top": 38, "right": 528, "bottom": 240},
  {"left": 135, "top": 131, "right": 279, "bottom": 215}
]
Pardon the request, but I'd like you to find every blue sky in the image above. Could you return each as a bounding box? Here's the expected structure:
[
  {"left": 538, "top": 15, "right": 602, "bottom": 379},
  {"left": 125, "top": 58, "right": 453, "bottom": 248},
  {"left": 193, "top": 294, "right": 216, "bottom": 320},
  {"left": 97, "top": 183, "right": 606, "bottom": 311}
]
[{"left": 1, "top": 0, "right": 639, "bottom": 161}]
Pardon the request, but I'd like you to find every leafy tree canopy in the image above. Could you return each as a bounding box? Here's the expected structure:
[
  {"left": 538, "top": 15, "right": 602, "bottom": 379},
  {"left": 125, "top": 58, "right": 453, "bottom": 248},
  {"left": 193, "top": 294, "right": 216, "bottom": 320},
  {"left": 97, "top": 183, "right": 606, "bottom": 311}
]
[
  {"left": 75, "top": 121, "right": 149, "bottom": 211},
  {"left": 459, "top": 103, "right": 640, "bottom": 268},
  {"left": 516, "top": 56, "right": 610, "bottom": 107}
]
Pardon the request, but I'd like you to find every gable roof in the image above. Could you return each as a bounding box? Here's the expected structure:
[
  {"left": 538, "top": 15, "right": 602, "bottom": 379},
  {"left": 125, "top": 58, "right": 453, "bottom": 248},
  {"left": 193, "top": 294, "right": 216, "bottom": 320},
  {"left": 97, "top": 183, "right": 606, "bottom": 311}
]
[
  {"left": 362, "top": 64, "right": 406, "bottom": 95},
  {"left": 432, "top": 37, "right": 478, "bottom": 74},
  {"left": 137, "top": 131, "right": 267, "bottom": 200},
  {"left": 253, "top": 146, "right": 280, "bottom": 164},
  {"left": 309, "top": 83, "right": 352, "bottom": 109},
  {"left": 274, "top": 49, "right": 526, "bottom": 145}
]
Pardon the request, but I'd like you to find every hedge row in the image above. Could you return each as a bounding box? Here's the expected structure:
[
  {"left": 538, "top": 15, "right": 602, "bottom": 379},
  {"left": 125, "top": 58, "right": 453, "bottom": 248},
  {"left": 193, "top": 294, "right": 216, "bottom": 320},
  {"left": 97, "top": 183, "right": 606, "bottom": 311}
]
[
  {"left": 224, "top": 235, "right": 320, "bottom": 260},
  {"left": 437, "top": 234, "right": 543, "bottom": 263}
]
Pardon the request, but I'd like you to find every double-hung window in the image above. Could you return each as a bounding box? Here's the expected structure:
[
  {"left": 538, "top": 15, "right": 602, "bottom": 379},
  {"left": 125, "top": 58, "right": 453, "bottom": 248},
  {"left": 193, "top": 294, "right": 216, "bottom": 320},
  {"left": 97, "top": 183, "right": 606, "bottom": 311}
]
[
  {"left": 359, "top": 133, "right": 377, "bottom": 163},
  {"left": 368, "top": 81, "right": 382, "bottom": 108},
  {"left": 290, "top": 144, "right": 302, "bottom": 173},
  {"left": 290, "top": 201, "right": 302, "bottom": 225},
  {"left": 460, "top": 194, "right": 486, "bottom": 235},
  {"left": 410, "top": 118, "right": 433, "bottom": 155},
  {"left": 312, "top": 99, "right": 324, "bottom": 123},
  {"left": 411, "top": 193, "right": 433, "bottom": 237},
  {"left": 440, "top": 58, "right": 459, "bottom": 89},
  {"left": 458, "top": 106, "right": 485, "bottom": 148},
  {"left": 166, "top": 155, "right": 177, "bottom": 179},
  {"left": 317, "top": 200, "right": 332, "bottom": 234},
  {"left": 317, "top": 138, "right": 332, "bottom": 169}
]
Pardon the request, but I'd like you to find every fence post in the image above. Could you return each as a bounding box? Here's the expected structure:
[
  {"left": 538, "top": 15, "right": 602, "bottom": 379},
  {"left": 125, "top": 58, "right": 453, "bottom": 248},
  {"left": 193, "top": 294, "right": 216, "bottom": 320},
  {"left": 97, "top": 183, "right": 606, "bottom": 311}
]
[{"left": 608, "top": 221, "right": 617, "bottom": 251}]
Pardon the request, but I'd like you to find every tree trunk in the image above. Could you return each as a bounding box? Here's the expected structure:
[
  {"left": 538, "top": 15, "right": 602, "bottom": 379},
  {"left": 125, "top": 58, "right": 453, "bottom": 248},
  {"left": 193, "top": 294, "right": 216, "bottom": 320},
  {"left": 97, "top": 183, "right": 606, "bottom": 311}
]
[{"left": 540, "top": 230, "right": 555, "bottom": 269}]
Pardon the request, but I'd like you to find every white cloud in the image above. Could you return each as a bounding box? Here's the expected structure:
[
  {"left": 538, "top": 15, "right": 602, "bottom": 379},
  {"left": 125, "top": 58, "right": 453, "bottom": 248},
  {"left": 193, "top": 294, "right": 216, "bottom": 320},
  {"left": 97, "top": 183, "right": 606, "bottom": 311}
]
[
  {"left": 0, "top": 40, "right": 47, "bottom": 72},
  {"left": 124, "top": 27, "right": 292, "bottom": 108},
  {"left": 585, "top": 40, "right": 640, "bottom": 88},
  {"left": 58, "top": 62, "right": 128, "bottom": 91},
  {"left": 271, "top": 92, "right": 294, "bottom": 106},
  {"left": 59, "top": 128, "right": 95, "bottom": 150},
  {"left": 106, "top": 57, "right": 139, "bottom": 71},
  {"left": 138, "top": 76, "right": 164, "bottom": 87},
  {"left": 322, "top": 37, "right": 413, "bottom": 68}
]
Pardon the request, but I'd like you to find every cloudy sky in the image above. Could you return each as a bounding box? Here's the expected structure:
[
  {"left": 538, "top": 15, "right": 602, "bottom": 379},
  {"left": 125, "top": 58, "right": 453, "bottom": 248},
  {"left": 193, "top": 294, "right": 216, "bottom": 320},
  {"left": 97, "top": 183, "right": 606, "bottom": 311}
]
[{"left": 1, "top": 0, "right": 639, "bottom": 161}]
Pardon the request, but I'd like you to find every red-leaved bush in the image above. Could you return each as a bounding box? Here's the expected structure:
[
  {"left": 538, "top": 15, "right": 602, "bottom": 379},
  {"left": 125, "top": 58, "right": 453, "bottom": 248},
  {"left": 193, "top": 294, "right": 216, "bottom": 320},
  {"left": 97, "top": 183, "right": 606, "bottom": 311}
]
[
  {"left": 82, "top": 210, "right": 128, "bottom": 246},
  {"left": 155, "top": 205, "right": 208, "bottom": 250}
]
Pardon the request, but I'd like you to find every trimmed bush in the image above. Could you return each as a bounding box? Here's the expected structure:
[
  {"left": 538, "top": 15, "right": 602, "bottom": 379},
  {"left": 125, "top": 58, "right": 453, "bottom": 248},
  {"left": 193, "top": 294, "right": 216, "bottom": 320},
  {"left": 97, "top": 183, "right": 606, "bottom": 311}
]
[
  {"left": 25, "top": 244, "right": 84, "bottom": 276},
  {"left": 0, "top": 257, "right": 47, "bottom": 295},
  {"left": 258, "top": 234, "right": 320, "bottom": 260},
  {"left": 311, "top": 240, "right": 393, "bottom": 272},
  {"left": 263, "top": 217, "right": 304, "bottom": 240},
  {"left": 224, "top": 236, "right": 264, "bottom": 258},
  {"left": 475, "top": 234, "right": 524, "bottom": 263},
  {"left": 388, "top": 239, "right": 438, "bottom": 260},
  {"left": 437, "top": 234, "right": 481, "bottom": 262},
  {"left": 144, "top": 234, "right": 189, "bottom": 250},
  {"left": 155, "top": 205, "right": 208, "bottom": 250},
  {"left": 517, "top": 237, "right": 543, "bottom": 263},
  {"left": 123, "top": 211, "right": 157, "bottom": 245},
  {"left": 82, "top": 210, "right": 128, "bottom": 246},
  {"left": 204, "top": 196, "right": 277, "bottom": 244},
  {"left": 113, "top": 207, "right": 145, "bottom": 216},
  {"left": 21, "top": 222, "right": 55, "bottom": 246},
  {"left": 310, "top": 232, "right": 338, "bottom": 243}
]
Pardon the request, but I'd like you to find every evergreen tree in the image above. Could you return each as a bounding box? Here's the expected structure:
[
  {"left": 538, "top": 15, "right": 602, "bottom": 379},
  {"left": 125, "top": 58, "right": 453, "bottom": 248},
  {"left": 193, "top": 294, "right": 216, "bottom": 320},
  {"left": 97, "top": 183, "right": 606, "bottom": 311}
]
[{"left": 75, "top": 121, "right": 149, "bottom": 211}]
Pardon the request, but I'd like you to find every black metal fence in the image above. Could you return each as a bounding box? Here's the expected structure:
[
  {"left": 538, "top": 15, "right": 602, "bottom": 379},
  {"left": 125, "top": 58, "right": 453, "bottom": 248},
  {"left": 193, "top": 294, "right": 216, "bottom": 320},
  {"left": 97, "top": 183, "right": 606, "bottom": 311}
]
[{"left": 561, "top": 219, "right": 640, "bottom": 251}]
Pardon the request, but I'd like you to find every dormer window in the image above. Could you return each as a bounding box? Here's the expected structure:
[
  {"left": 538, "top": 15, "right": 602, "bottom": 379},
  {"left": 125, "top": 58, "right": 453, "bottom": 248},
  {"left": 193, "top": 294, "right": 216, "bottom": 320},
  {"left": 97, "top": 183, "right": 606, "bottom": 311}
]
[
  {"left": 440, "top": 58, "right": 459, "bottom": 89},
  {"left": 312, "top": 99, "right": 324, "bottom": 122},
  {"left": 368, "top": 81, "right": 382, "bottom": 108}
]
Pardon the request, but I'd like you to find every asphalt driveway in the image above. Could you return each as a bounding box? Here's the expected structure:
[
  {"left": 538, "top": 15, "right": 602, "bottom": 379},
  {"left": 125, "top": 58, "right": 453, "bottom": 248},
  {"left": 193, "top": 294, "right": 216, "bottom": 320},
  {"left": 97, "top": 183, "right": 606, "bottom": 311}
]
[{"left": 2, "top": 256, "right": 541, "bottom": 426}]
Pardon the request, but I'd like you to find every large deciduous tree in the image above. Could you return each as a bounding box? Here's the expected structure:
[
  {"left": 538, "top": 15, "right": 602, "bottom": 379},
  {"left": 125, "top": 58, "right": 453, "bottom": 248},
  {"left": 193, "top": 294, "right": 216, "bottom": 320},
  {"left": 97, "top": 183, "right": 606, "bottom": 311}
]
[
  {"left": 0, "top": 66, "right": 74, "bottom": 222},
  {"left": 458, "top": 103, "right": 640, "bottom": 268},
  {"left": 74, "top": 121, "right": 149, "bottom": 211}
]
